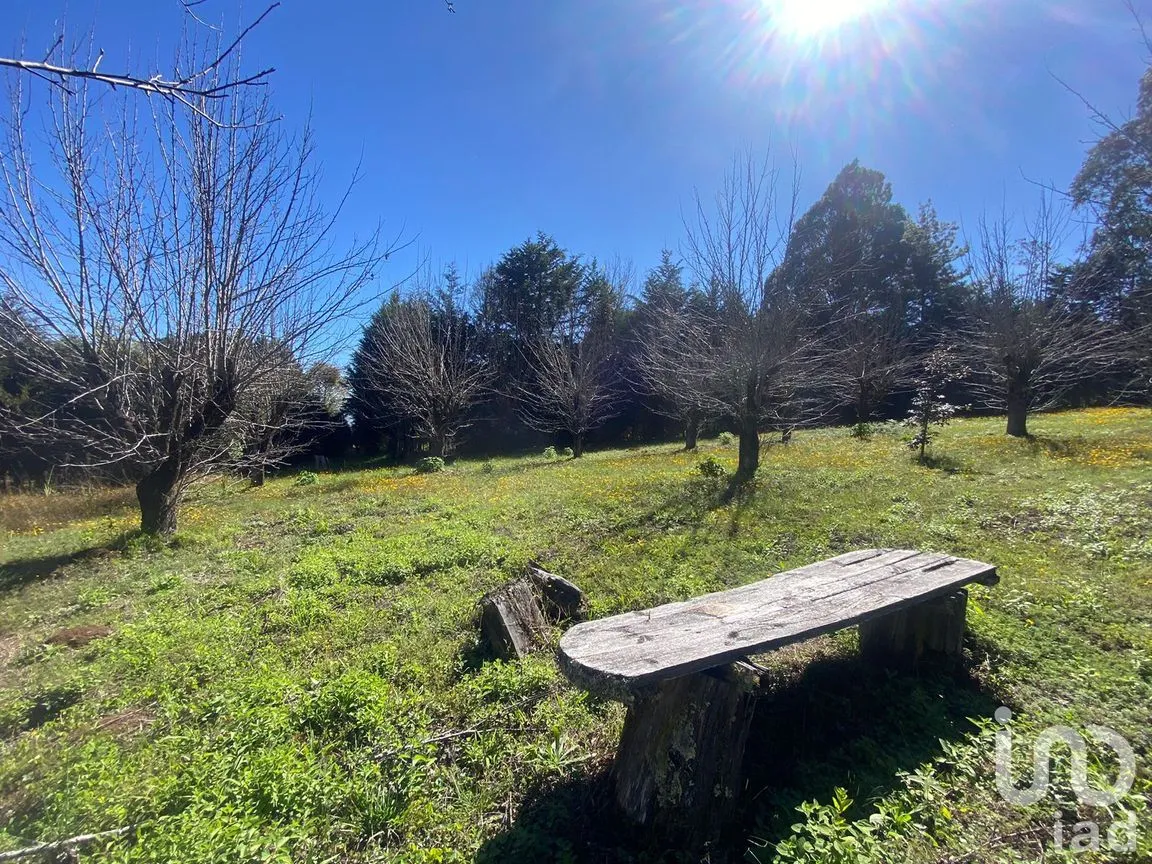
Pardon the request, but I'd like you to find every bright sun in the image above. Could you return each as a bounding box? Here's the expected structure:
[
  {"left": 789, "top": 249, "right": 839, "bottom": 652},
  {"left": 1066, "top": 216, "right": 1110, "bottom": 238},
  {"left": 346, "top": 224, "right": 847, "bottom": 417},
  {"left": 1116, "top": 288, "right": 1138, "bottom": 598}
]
[{"left": 769, "top": 0, "right": 890, "bottom": 38}]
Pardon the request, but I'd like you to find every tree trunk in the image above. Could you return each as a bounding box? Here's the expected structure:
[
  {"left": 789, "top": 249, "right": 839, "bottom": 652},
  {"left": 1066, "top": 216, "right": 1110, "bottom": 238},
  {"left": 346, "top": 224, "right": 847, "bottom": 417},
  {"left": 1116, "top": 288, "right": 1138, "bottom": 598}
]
[
  {"left": 856, "top": 381, "right": 871, "bottom": 425},
  {"left": 684, "top": 411, "right": 700, "bottom": 451},
  {"left": 735, "top": 414, "right": 760, "bottom": 480},
  {"left": 572, "top": 433, "right": 584, "bottom": 458},
  {"left": 136, "top": 460, "right": 182, "bottom": 536},
  {"left": 1006, "top": 394, "right": 1029, "bottom": 437}
]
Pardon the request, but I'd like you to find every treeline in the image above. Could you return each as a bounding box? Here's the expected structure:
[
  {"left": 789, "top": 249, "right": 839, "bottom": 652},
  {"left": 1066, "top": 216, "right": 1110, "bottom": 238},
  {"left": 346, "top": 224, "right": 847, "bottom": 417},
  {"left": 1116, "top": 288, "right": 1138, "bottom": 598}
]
[
  {"left": 346, "top": 154, "right": 1145, "bottom": 472},
  {"left": 2, "top": 61, "right": 1150, "bottom": 535}
]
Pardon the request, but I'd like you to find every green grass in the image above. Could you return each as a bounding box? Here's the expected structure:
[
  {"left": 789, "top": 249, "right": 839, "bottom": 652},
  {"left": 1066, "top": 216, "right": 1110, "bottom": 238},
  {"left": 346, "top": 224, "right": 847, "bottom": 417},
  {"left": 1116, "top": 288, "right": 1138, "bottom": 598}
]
[{"left": 1, "top": 407, "right": 1150, "bottom": 863}]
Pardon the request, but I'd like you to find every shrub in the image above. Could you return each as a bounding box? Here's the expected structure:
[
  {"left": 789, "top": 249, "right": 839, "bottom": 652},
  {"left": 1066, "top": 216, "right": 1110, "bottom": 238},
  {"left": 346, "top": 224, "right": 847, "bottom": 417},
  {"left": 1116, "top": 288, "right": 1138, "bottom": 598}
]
[
  {"left": 560, "top": 447, "right": 574, "bottom": 458},
  {"left": 543, "top": 446, "right": 558, "bottom": 460},
  {"left": 696, "top": 455, "right": 727, "bottom": 478},
  {"left": 415, "top": 457, "right": 446, "bottom": 474},
  {"left": 294, "top": 471, "right": 319, "bottom": 487},
  {"left": 849, "top": 422, "right": 872, "bottom": 440},
  {"left": 771, "top": 788, "right": 882, "bottom": 864},
  {"left": 718, "top": 431, "right": 735, "bottom": 446},
  {"left": 480, "top": 460, "right": 495, "bottom": 474}
]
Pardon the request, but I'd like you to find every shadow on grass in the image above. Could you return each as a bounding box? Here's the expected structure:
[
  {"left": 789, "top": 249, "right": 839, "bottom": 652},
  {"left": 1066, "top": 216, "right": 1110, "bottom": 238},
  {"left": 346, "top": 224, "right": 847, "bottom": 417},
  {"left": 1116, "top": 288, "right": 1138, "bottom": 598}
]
[
  {"left": 475, "top": 648, "right": 1000, "bottom": 864},
  {"left": 741, "top": 649, "right": 999, "bottom": 853},
  {"left": 474, "top": 768, "right": 642, "bottom": 864},
  {"left": 915, "top": 452, "right": 968, "bottom": 474},
  {"left": 0, "top": 535, "right": 134, "bottom": 594},
  {"left": 1022, "top": 435, "right": 1087, "bottom": 459}
]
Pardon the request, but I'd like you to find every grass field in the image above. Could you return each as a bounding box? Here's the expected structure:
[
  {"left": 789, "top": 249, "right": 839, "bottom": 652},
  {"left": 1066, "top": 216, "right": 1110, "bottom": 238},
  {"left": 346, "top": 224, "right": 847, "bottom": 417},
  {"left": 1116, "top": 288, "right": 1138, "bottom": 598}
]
[{"left": 2, "top": 408, "right": 1151, "bottom": 863}]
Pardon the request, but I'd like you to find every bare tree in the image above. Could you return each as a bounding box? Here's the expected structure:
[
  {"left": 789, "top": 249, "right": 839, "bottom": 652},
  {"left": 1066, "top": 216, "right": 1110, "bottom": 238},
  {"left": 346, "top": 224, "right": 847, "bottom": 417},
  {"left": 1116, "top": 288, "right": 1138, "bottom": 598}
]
[
  {"left": 961, "top": 198, "right": 1121, "bottom": 437},
  {"left": 233, "top": 357, "right": 348, "bottom": 485},
  {"left": 829, "top": 307, "right": 915, "bottom": 427},
  {"left": 0, "top": 47, "right": 388, "bottom": 534},
  {"left": 515, "top": 266, "right": 625, "bottom": 457},
  {"left": 356, "top": 273, "right": 489, "bottom": 459},
  {"left": 631, "top": 255, "right": 716, "bottom": 450},
  {"left": 637, "top": 153, "right": 829, "bottom": 481}
]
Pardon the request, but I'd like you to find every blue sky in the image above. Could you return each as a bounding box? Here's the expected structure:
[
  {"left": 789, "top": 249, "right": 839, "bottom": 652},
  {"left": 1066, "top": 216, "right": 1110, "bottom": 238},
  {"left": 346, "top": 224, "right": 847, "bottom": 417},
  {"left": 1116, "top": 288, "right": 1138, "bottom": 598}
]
[{"left": 2, "top": 0, "right": 1147, "bottom": 296}]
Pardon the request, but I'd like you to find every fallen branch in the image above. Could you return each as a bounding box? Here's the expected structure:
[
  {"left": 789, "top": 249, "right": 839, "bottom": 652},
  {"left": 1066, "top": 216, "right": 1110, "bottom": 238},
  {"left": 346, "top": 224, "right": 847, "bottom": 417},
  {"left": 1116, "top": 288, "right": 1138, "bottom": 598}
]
[
  {"left": 0, "top": 826, "right": 132, "bottom": 862},
  {"left": 938, "top": 824, "right": 1051, "bottom": 864},
  {"left": 375, "top": 724, "right": 545, "bottom": 761}
]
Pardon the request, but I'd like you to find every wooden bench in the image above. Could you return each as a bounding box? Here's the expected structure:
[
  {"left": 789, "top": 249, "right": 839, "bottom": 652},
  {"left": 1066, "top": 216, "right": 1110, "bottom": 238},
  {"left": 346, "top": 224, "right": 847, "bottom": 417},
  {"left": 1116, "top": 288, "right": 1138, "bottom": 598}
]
[{"left": 557, "top": 548, "right": 998, "bottom": 845}]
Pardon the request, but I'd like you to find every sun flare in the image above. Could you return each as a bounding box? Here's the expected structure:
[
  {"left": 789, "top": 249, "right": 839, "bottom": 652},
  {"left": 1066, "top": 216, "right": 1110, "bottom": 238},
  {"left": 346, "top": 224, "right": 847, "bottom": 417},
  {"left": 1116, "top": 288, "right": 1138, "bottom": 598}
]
[{"left": 767, "top": 0, "right": 892, "bottom": 38}]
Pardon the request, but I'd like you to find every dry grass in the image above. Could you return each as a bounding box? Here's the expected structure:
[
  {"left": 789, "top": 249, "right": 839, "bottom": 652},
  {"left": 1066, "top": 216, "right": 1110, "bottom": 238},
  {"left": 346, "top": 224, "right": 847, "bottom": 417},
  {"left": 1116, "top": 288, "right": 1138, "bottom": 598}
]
[{"left": 0, "top": 486, "right": 137, "bottom": 535}]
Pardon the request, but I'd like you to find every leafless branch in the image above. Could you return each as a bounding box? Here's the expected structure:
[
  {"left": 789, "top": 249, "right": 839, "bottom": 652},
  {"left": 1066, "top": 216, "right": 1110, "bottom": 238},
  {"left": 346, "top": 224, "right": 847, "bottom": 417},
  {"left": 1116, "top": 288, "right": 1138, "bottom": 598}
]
[
  {"left": 514, "top": 271, "right": 626, "bottom": 456},
  {"left": 0, "top": 826, "right": 132, "bottom": 862},
  {"left": 0, "top": 3, "right": 278, "bottom": 120},
  {"left": 638, "top": 151, "right": 835, "bottom": 477}
]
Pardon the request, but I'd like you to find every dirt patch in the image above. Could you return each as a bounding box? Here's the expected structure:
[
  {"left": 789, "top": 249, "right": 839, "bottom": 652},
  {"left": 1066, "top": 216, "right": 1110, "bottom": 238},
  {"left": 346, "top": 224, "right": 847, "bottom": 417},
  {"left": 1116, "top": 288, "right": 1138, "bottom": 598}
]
[
  {"left": 0, "top": 485, "right": 136, "bottom": 533},
  {"left": 46, "top": 624, "right": 113, "bottom": 648}
]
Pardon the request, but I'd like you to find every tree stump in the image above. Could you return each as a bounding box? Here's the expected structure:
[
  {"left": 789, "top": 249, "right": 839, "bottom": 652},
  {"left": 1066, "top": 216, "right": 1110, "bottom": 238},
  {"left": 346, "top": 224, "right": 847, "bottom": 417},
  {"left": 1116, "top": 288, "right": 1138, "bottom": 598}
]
[
  {"left": 528, "top": 565, "right": 585, "bottom": 621},
  {"left": 858, "top": 589, "right": 968, "bottom": 668},
  {"left": 479, "top": 579, "right": 549, "bottom": 661},
  {"left": 613, "top": 663, "right": 758, "bottom": 847}
]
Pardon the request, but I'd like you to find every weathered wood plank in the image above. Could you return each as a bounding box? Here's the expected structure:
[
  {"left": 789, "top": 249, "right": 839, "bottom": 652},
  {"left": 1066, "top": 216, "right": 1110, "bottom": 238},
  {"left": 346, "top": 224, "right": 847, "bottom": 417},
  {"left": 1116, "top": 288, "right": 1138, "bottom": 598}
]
[{"left": 559, "top": 549, "right": 996, "bottom": 696}]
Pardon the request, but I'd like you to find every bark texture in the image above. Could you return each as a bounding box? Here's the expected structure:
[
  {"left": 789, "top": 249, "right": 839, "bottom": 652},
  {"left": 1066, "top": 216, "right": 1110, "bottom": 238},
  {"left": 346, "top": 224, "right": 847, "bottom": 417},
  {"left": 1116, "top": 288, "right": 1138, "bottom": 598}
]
[
  {"left": 613, "top": 665, "right": 758, "bottom": 848},
  {"left": 528, "top": 566, "right": 586, "bottom": 621},
  {"left": 858, "top": 589, "right": 968, "bottom": 668},
  {"left": 479, "top": 579, "right": 549, "bottom": 661},
  {"left": 684, "top": 412, "right": 700, "bottom": 450},
  {"left": 736, "top": 413, "right": 760, "bottom": 479},
  {"left": 1006, "top": 395, "right": 1029, "bottom": 437},
  {"left": 136, "top": 460, "right": 181, "bottom": 536}
]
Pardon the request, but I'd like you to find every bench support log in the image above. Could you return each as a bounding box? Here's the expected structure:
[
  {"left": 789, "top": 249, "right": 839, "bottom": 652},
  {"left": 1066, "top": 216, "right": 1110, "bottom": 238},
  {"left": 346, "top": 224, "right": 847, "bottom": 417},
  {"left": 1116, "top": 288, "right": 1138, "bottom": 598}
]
[
  {"left": 858, "top": 589, "right": 968, "bottom": 668},
  {"left": 613, "top": 664, "right": 757, "bottom": 847}
]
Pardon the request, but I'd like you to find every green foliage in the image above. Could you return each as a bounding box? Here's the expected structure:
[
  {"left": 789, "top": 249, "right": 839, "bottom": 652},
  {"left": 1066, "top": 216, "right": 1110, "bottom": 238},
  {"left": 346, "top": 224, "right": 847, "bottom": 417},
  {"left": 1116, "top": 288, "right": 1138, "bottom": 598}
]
[
  {"left": 543, "top": 446, "right": 558, "bottom": 460},
  {"left": 696, "top": 454, "right": 727, "bottom": 478},
  {"left": 1070, "top": 70, "right": 1152, "bottom": 400},
  {"left": 296, "top": 668, "right": 394, "bottom": 740},
  {"left": 415, "top": 457, "right": 446, "bottom": 474},
  {"left": 769, "top": 788, "right": 881, "bottom": 864},
  {"left": 289, "top": 524, "right": 506, "bottom": 588},
  {"left": 480, "top": 460, "right": 494, "bottom": 474},
  {"left": 718, "top": 431, "right": 735, "bottom": 446},
  {"left": 849, "top": 422, "right": 872, "bottom": 440},
  {"left": 294, "top": 470, "right": 319, "bottom": 487},
  {"left": 481, "top": 234, "right": 585, "bottom": 346},
  {"left": 559, "top": 447, "right": 574, "bottom": 459}
]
